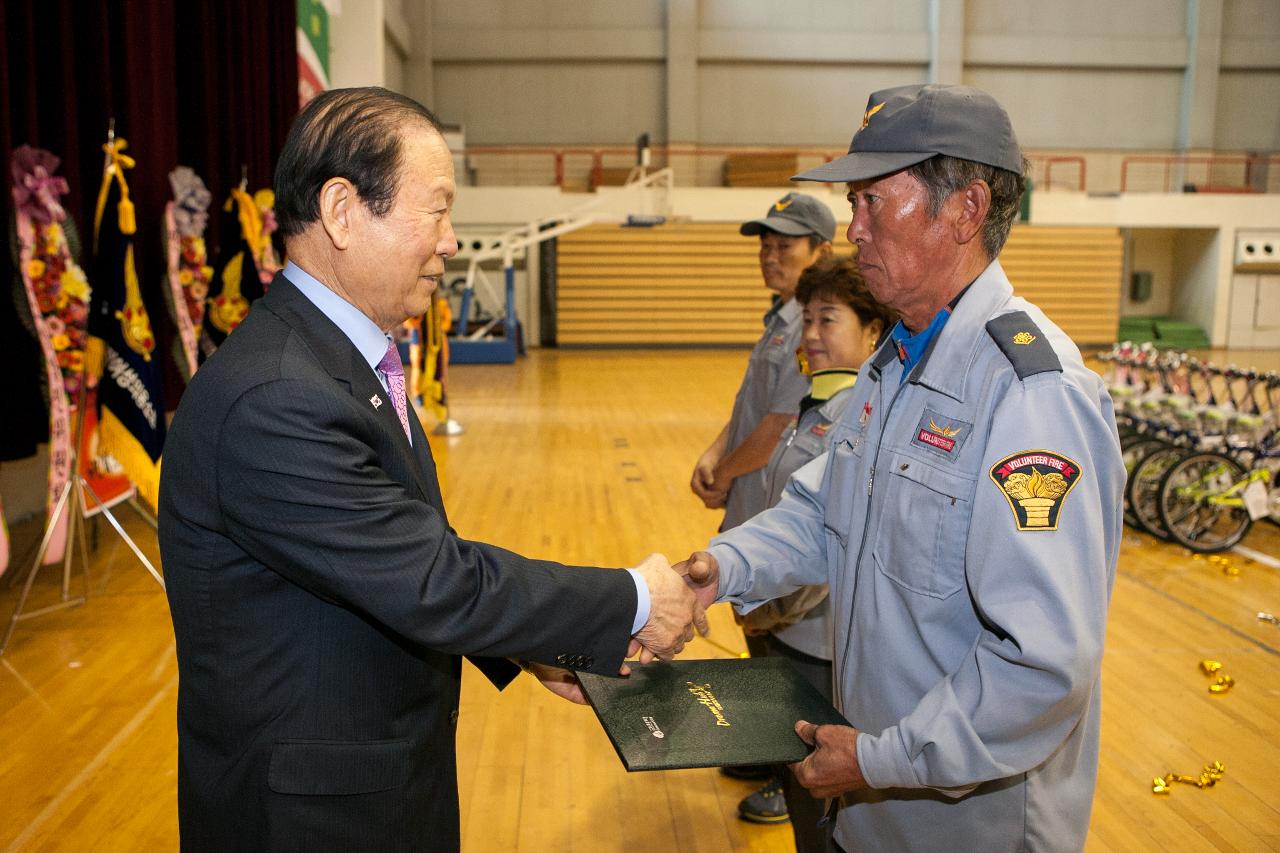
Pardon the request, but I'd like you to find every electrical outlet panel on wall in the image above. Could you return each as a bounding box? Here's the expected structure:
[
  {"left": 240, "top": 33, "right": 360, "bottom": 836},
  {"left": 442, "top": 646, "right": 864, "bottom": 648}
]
[{"left": 1234, "top": 231, "right": 1280, "bottom": 272}]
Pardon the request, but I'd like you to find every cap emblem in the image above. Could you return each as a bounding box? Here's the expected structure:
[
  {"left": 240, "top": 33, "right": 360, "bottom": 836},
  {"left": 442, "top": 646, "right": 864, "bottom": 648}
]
[
  {"left": 773, "top": 198, "right": 794, "bottom": 212},
  {"left": 860, "top": 102, "right": 885, "bottom": 130}
]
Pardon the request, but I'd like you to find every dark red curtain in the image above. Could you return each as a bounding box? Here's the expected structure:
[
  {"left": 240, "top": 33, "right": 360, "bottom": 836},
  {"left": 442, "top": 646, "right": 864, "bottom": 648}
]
[{"left": 1, "top": 0, "right": 298, "bottom": 460}]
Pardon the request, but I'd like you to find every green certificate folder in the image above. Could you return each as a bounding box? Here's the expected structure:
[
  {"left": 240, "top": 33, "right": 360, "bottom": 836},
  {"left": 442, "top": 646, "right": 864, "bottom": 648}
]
[{"left": 576, "top": 657, "right": 849, "bottom": 772}]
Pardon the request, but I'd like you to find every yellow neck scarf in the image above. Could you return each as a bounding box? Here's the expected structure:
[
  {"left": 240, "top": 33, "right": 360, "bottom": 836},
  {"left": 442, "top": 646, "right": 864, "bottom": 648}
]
[{"left": 810, "top": 368, "right": 859, "bottom": 401}]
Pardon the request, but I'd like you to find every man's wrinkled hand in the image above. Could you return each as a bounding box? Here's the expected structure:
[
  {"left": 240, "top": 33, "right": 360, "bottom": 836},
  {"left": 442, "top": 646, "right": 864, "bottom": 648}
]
[
  {"left": 674, "top": 550, "right": 720, "bottom": 615},
  {"left": 632, "top": 553, "right": 708, "bottom": 664},
  {"left": 526, "top": 663, "right": 591, "bottom": 704},
  {"left": 789, "top": 721, "right": 867, "bottom": 799},
  {"left": 690, "top": 458, "right": 721, "bottom": 505}
]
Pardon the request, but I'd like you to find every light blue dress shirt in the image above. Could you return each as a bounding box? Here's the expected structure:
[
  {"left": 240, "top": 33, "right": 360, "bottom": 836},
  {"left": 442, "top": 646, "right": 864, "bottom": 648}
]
[{"left": 282, "top": 262, "right": 650, "bottom": 634}]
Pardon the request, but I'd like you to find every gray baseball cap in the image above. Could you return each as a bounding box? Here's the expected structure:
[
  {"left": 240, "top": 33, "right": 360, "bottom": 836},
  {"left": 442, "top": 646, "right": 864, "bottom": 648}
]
[
  {"left": 793, "top": 84, "right": 1024, "bottom": 184},
  {"left": 739, "top": 191, "right": 836, "bottom": 241}
]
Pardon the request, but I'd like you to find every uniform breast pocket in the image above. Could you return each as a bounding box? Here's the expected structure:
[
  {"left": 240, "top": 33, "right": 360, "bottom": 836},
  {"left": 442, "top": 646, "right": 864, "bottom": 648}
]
[
  {"left": 791, "top": 429, "right": 826, "bottom": 460},
  {"left": 822, "top": 439, "right": 864, "bottom": 548},
  {"left": 762, "top": 337, "right": 789, "bottom": 363},
  {"left": 872, "top": 453, "right": 972, "bottom": 599}
]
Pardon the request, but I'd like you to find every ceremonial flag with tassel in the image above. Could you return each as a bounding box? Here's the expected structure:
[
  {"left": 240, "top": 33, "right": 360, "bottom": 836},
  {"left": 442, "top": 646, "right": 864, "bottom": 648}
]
[
  {"left": 199, "top": 184, "right": 267, "bottom": 361},
  {"left": 254, "top": 188, "right": 284, "bottom": 285},
  {"left": 418, "top": 292, "right": 452, "bottom": 423},
  {"left": 162, "top": 166, "right": 213, "bottom": 382},
  {"left": 89, "top": 136, "right": 165, "bottom": 509},
  {"left": 11, "top": 145, "right": 93, "bottom": 566}
]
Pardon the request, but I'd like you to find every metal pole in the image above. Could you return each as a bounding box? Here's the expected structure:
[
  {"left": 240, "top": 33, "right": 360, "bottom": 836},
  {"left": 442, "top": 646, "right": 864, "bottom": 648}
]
[
  {"left": 0, "top": 482, "right": 81, "bottom": 655},
  {"left": 79, "top": 478, "right": 164, "bottom": 589}
]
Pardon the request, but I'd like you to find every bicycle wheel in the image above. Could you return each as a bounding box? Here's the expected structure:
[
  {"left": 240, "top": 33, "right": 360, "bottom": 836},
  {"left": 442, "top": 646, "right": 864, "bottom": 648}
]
[
  {"left": 1127, "top": 444, "right": 1187, "bottom": 540},
  {"left": 1158, "top": 452, "right": 1252, "bottom": 553},
  {"left": 1122, "top": 437, "right": 1167, "bottom": 528},
  {"left": 1265, "top": 466, "right": 1280, "bottom": 528},
  {"left": 1119, "top": 428, "right": 1146, "bottom": 449}
]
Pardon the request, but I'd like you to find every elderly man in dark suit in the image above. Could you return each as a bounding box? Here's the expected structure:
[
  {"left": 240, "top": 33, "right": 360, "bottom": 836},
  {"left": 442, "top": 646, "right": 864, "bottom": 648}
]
[{"left": 158, "top": 87, "right": 703, "bottom": 852}]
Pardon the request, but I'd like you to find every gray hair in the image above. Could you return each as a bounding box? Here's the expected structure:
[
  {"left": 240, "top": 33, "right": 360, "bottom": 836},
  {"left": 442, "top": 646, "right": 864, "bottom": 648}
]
[{"left": 906, "top": 154, "right": 1028, "bottom": 259}]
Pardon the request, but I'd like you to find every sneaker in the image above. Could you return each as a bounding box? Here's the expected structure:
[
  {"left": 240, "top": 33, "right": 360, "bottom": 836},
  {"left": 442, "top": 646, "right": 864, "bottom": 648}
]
[
  {"left": 737, "top": 778, "right": 789, "bottom": 824},
  {"left": 720, "top": 764, "right": 773, "bottom": 781}
]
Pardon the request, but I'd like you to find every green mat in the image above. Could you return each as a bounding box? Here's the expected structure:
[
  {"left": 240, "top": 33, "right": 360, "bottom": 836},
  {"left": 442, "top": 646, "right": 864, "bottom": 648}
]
[
  {"left": 1153, "top": 320, "right": 1210, "bottom": 349},
  {"left": 1115, "top": 316, "right": 1208, "bottom": 348},
  {"left": 1118, "top": 317, "right": 1157, "bottom": 343}
]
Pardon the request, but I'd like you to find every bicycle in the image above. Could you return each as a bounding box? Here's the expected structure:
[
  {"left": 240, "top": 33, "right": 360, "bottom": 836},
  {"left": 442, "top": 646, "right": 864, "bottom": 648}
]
[
  {"left": 1158, "top": 442, "right": 1278, "bottom": 552},
  {"left": 1157, "top": 377, "right": 1280, "bottom": 552}
]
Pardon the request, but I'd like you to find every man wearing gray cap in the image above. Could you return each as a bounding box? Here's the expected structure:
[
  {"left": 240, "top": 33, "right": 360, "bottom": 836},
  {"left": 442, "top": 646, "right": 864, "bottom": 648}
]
[
  {"left": 690, "top": 191, "right": 835, "bottom": 533},
  {"left": 681, "top": 84, "right": 1124, "bottom": 851}
]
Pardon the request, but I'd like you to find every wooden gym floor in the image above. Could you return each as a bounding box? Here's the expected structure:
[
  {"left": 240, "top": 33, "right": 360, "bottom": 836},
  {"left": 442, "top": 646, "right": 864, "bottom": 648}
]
[{"left": 0, "top": 347, "right": 1277, "bottom": 851}]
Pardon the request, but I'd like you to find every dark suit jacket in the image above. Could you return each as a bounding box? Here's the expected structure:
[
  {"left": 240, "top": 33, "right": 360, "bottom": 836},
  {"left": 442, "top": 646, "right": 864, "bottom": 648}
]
[{"left": 159, "top": 273, "right": 636, "bottom": 852}]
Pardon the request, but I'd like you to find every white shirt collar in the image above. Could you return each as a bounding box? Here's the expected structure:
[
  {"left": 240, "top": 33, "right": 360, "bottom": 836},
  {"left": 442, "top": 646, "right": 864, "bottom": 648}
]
[{"left": 282, "top": 261, "right": 390, "bottom": 373}]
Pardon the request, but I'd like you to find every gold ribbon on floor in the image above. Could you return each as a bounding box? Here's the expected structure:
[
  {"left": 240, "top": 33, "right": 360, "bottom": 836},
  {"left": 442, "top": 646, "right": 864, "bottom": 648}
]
[
  {"left": 1152, "top": 762, "right": 1226, "bottom": 794},
  {"left": 1199, "top": 659, "right": 1234, "bottom": 694}
]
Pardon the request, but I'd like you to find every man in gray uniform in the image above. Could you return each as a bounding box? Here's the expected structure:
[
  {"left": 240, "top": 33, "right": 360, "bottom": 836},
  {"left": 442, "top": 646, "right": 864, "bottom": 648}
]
[
  {"left": 682, "top": 84, "right": 1125, "bottom": 852},
  {"left": 690, "top": 192, "right": 835, "bottom": 532}
]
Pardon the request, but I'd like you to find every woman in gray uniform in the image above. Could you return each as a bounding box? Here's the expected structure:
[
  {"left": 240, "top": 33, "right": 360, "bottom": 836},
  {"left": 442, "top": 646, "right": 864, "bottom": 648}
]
[
  {"left": 736, "top": 255, "right": 896, "bottom": 850},
  {"left": 690, "top": 192, "right": 835, "bottom": 530}
]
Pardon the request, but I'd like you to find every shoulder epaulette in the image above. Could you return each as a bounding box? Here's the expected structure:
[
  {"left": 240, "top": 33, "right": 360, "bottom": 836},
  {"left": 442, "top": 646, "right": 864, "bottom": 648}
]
[{"left": 986, "top": 311, "right": 1062, "bottom": 380}]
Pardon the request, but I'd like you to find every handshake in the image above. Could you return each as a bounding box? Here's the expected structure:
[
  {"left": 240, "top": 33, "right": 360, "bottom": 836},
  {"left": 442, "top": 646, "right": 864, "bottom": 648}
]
[
  {"left": 629, "top": 551, "right": 720, "bottom": 663},
  {"left": 530, "top": 551, "right": 720, "bottom": 706}
]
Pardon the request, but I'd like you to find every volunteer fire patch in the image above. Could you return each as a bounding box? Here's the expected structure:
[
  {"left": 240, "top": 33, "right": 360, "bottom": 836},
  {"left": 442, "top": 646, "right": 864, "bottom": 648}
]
[
  {"left": 912, "top": 408, "right": 972, "bottom": 459},
  {"left": 990, "top": 450, "right": 1083, "bottom": 531}
]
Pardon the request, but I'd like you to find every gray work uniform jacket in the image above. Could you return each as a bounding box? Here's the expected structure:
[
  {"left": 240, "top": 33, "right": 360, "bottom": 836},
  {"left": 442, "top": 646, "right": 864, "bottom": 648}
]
[
  {"left": 709, "top": 260, "right": 1124, "bottom": 852},
  {"left": 754, "top": 385, "right": 858, "bottom": 660},
  {"left": 721, "top": 297, "right": 809, "bottom": 531}
]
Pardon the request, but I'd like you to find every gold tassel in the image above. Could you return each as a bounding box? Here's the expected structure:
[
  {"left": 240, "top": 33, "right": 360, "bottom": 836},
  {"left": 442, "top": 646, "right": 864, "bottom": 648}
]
[{"left": 117, "top": 196, "right": 136, "bottom": 235}]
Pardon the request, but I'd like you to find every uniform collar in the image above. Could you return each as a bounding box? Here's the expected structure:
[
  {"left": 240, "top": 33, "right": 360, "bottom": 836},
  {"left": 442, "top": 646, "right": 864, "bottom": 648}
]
[
  {"left": 889, "top": 309, "right": 950, "bottom": 376},
  {"left": 864, "top": 259, "right": 1013, "bottom": 400},
  {"left": 809, "top": 368, "right": 858, "bottom": 401},
  {"left": 800, "top": 375, "right": 859, "bottom": 418},
  {"left": 866, "top": 336, "right": 901, "bottom": 384},
  {"left": 764, "top": 295, "right": 801, "bottom": 327},
  {"left": 817, "top": 382, "right": 857, "bottom": 419},
  {"left": 909, "top": 259, "right": 1014, "bottom": 402}
]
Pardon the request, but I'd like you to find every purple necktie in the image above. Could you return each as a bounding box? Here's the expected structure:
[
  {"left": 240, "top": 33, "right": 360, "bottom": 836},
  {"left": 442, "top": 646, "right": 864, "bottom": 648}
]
[{"left": 377, "top": 340, "right": 412, "bottom": 441}]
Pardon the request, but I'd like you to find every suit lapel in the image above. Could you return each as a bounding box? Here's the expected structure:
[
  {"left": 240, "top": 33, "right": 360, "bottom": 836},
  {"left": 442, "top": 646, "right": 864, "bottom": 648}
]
[
  {"left": 346, "top": 350, "right": 437, "bottom": 504},
  {"left": 262, "top": 274, "right": 355, "bottom": 389},
  {"left": 262, "top": 273, "right": 437, "bottom": 505},
  {"left": 406, "top": 405, "right": 446, "bottom": 511}
]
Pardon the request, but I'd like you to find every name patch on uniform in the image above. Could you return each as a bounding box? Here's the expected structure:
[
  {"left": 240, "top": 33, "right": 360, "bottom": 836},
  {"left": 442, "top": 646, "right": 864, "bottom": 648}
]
[
  {"left": 911, "top": 408, "right": 971, "bottom": 458},
  {"left": 809, "top": 422, "right": 832, "bottom": 437},
  {"left": 989, "top": 450, "right": 1083, "bottom": 531}
]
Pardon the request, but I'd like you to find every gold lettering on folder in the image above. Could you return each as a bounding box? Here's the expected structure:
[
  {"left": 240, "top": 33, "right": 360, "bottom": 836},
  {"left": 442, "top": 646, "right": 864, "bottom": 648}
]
[{"left": 686, "top": 682, "right": 732, "bottom": 727}]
